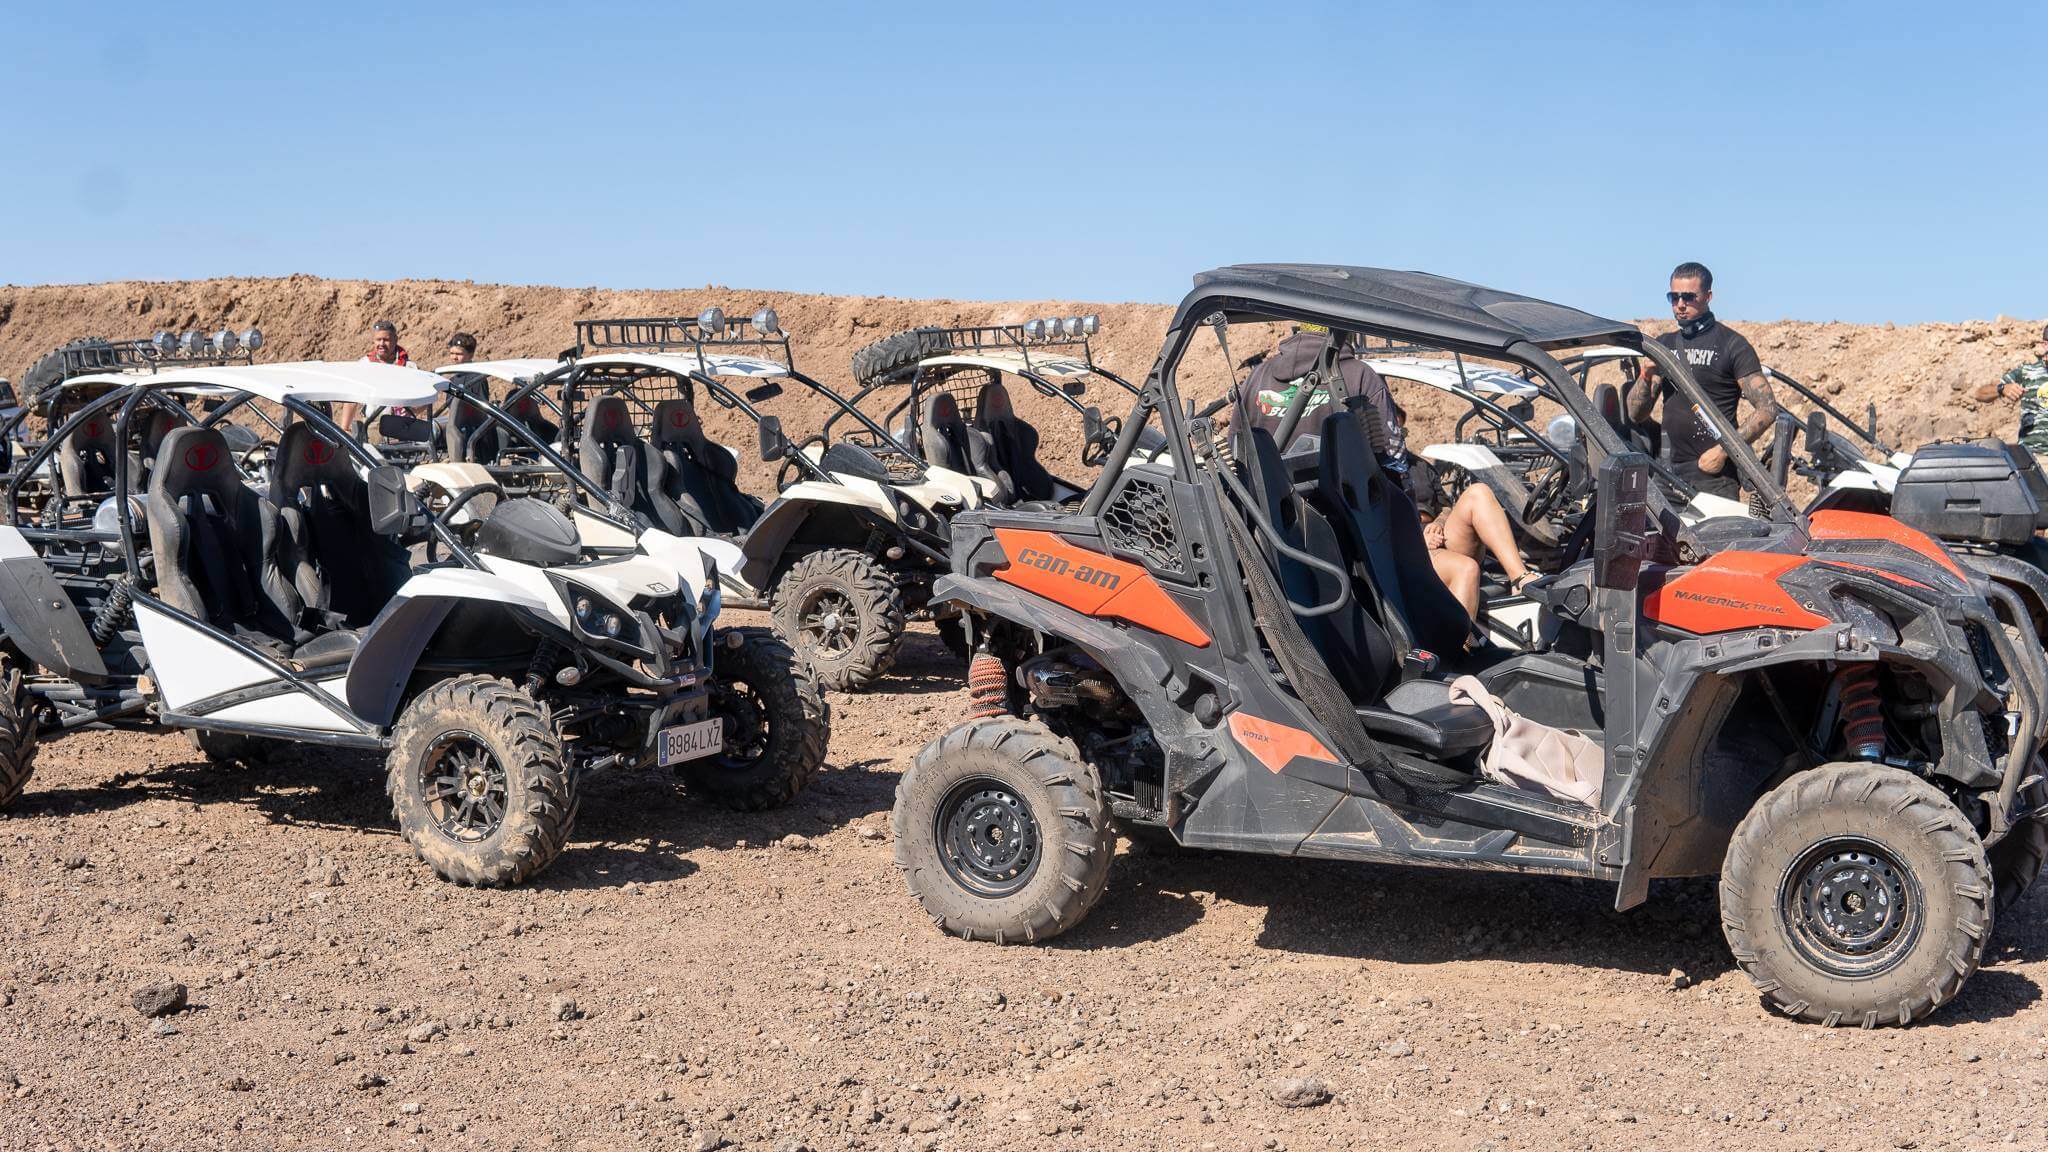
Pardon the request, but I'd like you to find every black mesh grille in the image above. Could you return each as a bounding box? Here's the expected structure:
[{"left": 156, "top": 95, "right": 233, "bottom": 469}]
[{"left": 1102, "top": 474, "right": 1183, "bottom": 574}]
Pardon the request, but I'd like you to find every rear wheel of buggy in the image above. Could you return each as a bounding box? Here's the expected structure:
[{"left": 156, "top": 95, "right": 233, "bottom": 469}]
[
  {"left": 0, "top": 654, "right": 38, "bottom": 812},
  {"left": 1719, "top": 762, "right": 1992, "bottom": 1027},
  {"left": 893, "top": 717, "right": 1112, "bottom": 943},
  {"left": 1990, "top": 813, "right": 2048, "bottom": 923},
  {"left": 771, "top": 549, "right": 905, "bottom": 691},
  {"left": 679, "top": 630, "right": 828, "bottom": 811},
  {"left": 386, "top": 676, "right": 577, "bottom": 887}
]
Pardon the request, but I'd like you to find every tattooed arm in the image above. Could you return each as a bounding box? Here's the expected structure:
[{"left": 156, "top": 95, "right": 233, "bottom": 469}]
[{"left": 1699, "top": 370, "right": 1778, "bottom": 474}]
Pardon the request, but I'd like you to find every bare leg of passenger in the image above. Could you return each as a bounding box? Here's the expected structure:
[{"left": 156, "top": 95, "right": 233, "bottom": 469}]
[
  {"left": 1441, "top": 485, "right": 1532, "bottom": 587},
  {"left": 1429, "top": 548, "right": 1481, "bottom": 619}
]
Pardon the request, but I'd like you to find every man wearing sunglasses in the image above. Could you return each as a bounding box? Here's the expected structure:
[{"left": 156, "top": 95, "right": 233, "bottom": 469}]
[{"left": 1624, "top": 262, "right": 1774, "bottom": 499}]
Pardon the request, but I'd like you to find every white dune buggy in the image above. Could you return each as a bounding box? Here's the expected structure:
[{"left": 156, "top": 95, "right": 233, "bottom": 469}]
[
  {"left": 0, "top": 357, "right": 827, "bottom": 887},
  {"left": 433, "top": 311, "right": 992, "bottom": 690}
]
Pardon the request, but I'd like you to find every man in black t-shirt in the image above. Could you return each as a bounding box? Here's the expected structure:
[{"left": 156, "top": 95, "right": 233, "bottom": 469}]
[{"left": 1624, "top": 262, "right": 1776, "bottom": 500}]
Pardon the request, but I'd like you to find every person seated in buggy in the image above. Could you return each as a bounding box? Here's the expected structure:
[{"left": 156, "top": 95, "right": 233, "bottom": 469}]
[{"left": 1384, "top": 399, "right": 1538, "bottom": 616}]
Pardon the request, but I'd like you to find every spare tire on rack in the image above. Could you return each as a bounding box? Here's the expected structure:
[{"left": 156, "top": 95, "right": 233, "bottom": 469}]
[{"left": 851, "top": 328, "right": 949, "bottom": 388}]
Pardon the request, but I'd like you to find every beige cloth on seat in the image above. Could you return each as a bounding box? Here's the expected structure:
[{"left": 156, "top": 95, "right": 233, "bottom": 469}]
[{"left": 1448, "top": 675, "right": 1604, "bottom": 808}]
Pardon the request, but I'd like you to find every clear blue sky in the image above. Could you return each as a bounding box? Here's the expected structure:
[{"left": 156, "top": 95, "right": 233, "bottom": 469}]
[{"left": 4, "top": 2, "right": 2040, "bottom": 323}]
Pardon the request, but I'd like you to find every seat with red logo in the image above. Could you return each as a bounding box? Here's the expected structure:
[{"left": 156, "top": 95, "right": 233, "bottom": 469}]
[
  {"left": 919, "top": 390, "right": 1007, "bottom": 499},
  {"left": 272, "top": 421, "right": 413, "bottom": 630},
  {"left": 144, "top": 425, "right": 303, "bottom": 649},
  {"left": 578, "top": 394, "right": 684, "bottom": 533},
  {"left": 649, "top": 398, "right": 762, "bottom": 536},
  {"left": 59, "top": 411, "right": 120, "bottom": 498},
  {"left": 973, "top": 379, "right": 1058, "bottom": 503}
]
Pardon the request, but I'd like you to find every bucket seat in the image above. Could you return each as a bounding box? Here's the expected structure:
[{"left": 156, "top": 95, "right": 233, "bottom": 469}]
[
  {"left": 272, "top": 421, "right": 412, "bottom": 633},
  {"left": 649, "top": 398, "right": 762, "bottom": 536},
  {"left": 59, "top": 410, "right": 120, "bottom": 497},
  {"left": 920, "top": 391, "right": 1007, "bottom": 499},
  {"left": 974, "top": 379, "right": 1059, "bottom": 502},
  {"left": 144, "top": 425, "right": 302, "bottom": 652},
  {"left": 579, "top": 394, "right": 683, "bottom": 533}
]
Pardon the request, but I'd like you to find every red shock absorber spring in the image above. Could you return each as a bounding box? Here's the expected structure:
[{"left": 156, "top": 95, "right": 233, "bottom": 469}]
[
  {"left": 966, "top": 653, "right": 1009, "bottom": 720},
  {"left": 1836, "top": 664, "right": 1885, "bottom": 760}
]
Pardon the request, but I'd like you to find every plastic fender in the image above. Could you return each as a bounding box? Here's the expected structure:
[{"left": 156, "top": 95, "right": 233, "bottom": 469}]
[
  {"left": 780, "top": 479, "right": 894, "bottom": 516},
  {"left": 633, "top": 529, "right": 742, "bottom": 604},
  {"left": 738, "top": 493, "right": 893, "bottom": 591},
  {"left": 917, "top": 466, "right": 990, "bottom": 509},
  {"left": 399, "top": 568, "right": 564, "bottom": 628},
  {"left": 1419, "top": 443, "right": 1507, "bottom": 473},
  {"left": 0, "top": 526, "right": 107, "bottom": 679},
  {"left": 343, "top": 595, "right": 458, "bottom": 726}
]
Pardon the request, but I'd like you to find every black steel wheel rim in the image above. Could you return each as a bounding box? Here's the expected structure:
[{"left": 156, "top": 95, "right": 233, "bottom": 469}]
[
  {"left": 420, "top": 731, "right": 508, "bottom": 844},
  {"left": 798, "top": 587, "right": 858, "bottom": 657},
  {"left": 935, "top": 775, "right": 1042, "bottom": 899},
  {"left": 709, "top": 680, "right": 770, "bottom": 771},
  {"left": 1779, "top": 835, "right": 1923, "bottom": 979}
]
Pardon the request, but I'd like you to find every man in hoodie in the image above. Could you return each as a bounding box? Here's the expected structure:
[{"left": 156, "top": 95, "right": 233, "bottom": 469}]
[{"left": 1624, "top": 262, "right": 1776, "bottom": 500}]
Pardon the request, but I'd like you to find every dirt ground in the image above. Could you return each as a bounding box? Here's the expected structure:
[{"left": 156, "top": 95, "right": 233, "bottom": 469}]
[
  {"left": 2, "top": 617, "right": 2046, "bottom": 1152},
  {"left": 4, "top": 278, "right": 2048, "bottom": 1151}
]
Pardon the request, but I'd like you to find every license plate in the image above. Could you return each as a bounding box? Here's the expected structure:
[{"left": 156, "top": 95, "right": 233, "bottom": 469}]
[{"left": 657, "top": 718, "right": 724, "bottom": 767}]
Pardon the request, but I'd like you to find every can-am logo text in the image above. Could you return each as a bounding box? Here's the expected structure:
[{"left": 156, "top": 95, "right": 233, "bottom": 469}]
[{"left": 1015, "top": 547, "right": 1121, "bottom": 590}]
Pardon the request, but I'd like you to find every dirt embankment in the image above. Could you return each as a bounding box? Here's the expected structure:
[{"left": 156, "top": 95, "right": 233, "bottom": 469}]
[{"left": 1, "top": 277, "right": 2040, "bottom": 486}]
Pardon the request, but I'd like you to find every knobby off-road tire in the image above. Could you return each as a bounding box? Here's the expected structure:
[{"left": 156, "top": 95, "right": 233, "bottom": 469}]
[
  {"left": 1720, "top": 762, "right": 1992, "bottom": 1028},
  {"left": 893, "top": 717, "right": 1113, "bottom": 944},
  {"left": 851, "top": 328, "right": 947, "bottom": 388},
  {"left": 680, "top": 629, "right": 829, "bottom": 812},
  {"left": 186, "top": 729, "right": 271, "bottom": 768},
  {"left": 771, "top": 549, "right": 905, "bottom": 692},
  {"left": 0, "top": 654, "right": 37, "bottom": 812},
  {"left": 386, "top": 676, "right": 577, "bottom": 887},
  {"left": 1990, "top": 814, "right": 2048, "bottom": 922}
]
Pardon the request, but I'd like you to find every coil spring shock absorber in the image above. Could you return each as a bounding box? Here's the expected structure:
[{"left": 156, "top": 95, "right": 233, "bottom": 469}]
[
  {"left": 965, "top": 651, "right": 1009, "bottom": 720},
  {"left": 89, "top": 575, "right": 135, "bottom": 645},
  {"left": 525, "top": 638, "right": 564, "bottom": 695},
  {"left": 1835, "top": 663, "right": 1885, "bottom": 760}
]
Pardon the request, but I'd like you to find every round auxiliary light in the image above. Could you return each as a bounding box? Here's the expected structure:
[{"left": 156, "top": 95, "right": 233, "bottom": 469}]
[
  {"left": 1039, "top": 317, "right": 1061, "bottom": 338},
  {"left": 1546, "top": 413, "right": 1578, "bottom": 449},
  {"left": 178, "top": 331, "right": 206, "bottom": 356},
  {"left": 1060, "top": 316, "right": 1083, "bottom": 338},
  {"left": 752, "top": 308, "right": 780, "bottom": 335},
  {"left": 1022, "top": 319, "right": 1046, "bottom": 340},
  {"left": 151, "top": 331, "right": 177, "bottom": 356},
  {"left": 240, "top": 327, "right": 264, "bottom": 351},
  {"left": 697, "top": 307, "right": 726, "bottom": 332},
  {"left": 214, "top": 328, "right": 239, "bottom": 354},
  {"left": 1081, "top": 314, "right": 1099, "bottom": 335}
]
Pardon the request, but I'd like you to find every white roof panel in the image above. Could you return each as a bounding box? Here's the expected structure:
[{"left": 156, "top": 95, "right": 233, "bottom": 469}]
[
  {"left": 63, "top": 361, "right": 448, "bottom": 407},
  {"left": 1363, "top": 356, "right": 1540, "bottom": 399},
  {"left": 577, "top": 352, "right": 788, "bottom": 379},
  {"left": 438, "top": 358, "right": 564, "bottom": 384},
  {"left": 920, "top": 352, "right": 1093, "bottom": 379}
]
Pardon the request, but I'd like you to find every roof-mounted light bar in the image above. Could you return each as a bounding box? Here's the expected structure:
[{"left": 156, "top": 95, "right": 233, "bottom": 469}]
[
  {"left": 53, "top": 326, "right": 263, "bottom": 381},
  {"left": 573, "top": 310, "right": 794, "bottom": 371}
]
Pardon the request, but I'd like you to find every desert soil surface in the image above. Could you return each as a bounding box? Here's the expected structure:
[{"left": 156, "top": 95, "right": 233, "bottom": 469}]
[{"left": 1, "top": 279, "right": 2047, "bottom": 1151}]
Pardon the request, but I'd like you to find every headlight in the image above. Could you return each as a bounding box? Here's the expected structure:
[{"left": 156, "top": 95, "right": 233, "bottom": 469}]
[
  {"left": 1546, "top": 414, "right": 1578, "bottom": 449},
  {"left": 698, "top": 307, "right": 725, "bottom": 332}
]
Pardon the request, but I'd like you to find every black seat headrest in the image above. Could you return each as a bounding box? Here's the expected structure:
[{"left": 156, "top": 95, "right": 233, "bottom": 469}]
[
  {"left": 273, "top": 422, "right": 358, "bottom": 498},
  {"left": 586, "top": 395, "right": 637, "bottom": 445},
  {"left": 70, "top": 411, "right": 119, "bottom": 453},
  {"left": 650, "top": 398, "right": 704, "bottom": 450},
  {"left": 1593, "top": 383, "right": 1625, "bottom": 433},
  {"left": 976, "top": 379, "right": 1015, "bottom": 426},
  {"left": 924, "top": 390, "right": 967, "bottom": 433},
  {"left": 150, "top": 426, "right": 241, "bottom": 508}
]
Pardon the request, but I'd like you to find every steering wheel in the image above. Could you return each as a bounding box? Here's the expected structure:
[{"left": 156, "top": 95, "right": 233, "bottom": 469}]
[
  {"left": 238, "top": 440, "right": 277, "bottom": 474},
  {"left": 778, "top": 433, "right": 829, "bottom": 488},
  {"left": 1082, "top": 413, "right": 1122, "bottom": 468},
  {"left": 1521, "top": 457, "right": 1573, "bottom": 525}
]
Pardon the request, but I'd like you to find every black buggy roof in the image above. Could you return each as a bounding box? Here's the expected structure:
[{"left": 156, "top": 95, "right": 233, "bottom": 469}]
[{"left": 1183, "top": 264, "right": 1640, "bottom": 353}]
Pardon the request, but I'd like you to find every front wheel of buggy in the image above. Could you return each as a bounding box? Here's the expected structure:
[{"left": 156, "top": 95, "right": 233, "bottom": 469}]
[
  {"left": 1719, "top": 762, "right": 1992, "bottom": 1027},
  {"left": 893, "top": 717, "right": 1112, "bottom": 944},
  {"left": 0, "top": 655, "right": 37, "bottom": 812},
  {"left": 1990, "top": 813, "right": 2048, "bottom": 923},
  {"left": 386, "top": 676, "right": 577, "bottom": 887},
  {"left": 679, "top": 630, "right": 829, "bottom": 811},
  {"left": 771, "top": 549, "right": 904, "bottom": 692}
]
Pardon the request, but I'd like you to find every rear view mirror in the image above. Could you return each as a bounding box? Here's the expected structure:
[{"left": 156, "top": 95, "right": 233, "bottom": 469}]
[
  {"left": 745, "top": 382, "right": 784, "bottom": 403},
  {"left": 366, "top": 465, "right": 428, "bottom": 537},
  {"left": 758, "top": 415, "right": 789, "bottom": 463},
  {"left": 1062, "top": 380, "right": 1086, "bottom": 397}
]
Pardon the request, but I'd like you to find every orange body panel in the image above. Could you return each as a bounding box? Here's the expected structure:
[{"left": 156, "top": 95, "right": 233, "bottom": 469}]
[
  {"left": 1642, "top": 551, "right": 1831, "bottom": 634},
  {"left": 991, "top": 529, "right": 1211, "bottom": 648},
  {"left": 1227, "top": 711, "right": 1338, "bottom": 774},
  {"left": 1808, "top": 510, "right": 1966, "bottom": 580}
]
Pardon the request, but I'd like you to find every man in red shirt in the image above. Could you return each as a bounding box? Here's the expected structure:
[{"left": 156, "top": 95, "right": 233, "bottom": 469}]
[{"left": 334, "top": 320, "right": 412, "bottom": 431}]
